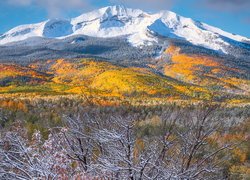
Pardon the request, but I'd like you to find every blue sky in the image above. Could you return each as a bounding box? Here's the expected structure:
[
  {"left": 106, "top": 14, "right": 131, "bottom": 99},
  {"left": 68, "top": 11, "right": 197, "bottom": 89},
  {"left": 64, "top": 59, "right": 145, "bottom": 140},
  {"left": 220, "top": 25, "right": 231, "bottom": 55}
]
[{"left": 0, "top": 0, "right": 249, "bottom": 37}]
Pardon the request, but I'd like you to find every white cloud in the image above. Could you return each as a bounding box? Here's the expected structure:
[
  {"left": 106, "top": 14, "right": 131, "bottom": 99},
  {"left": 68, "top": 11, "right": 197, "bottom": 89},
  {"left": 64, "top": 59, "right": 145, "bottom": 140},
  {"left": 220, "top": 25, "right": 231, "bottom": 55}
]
[
  {"left": 37, "top": 0, "right": 89, "bottom": 18},
  {"left": 200, "top": 0, "right": 250, "bottom": 11},
  {"left": 5, "top": 0, "right": 91, "bottom": 18}
]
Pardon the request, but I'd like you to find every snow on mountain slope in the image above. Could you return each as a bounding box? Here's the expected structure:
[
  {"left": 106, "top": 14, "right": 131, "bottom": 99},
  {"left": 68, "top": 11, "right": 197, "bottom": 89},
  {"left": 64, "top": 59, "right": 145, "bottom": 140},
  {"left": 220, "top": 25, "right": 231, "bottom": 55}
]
[
  {"left": 153, "top": 11, "right": 229, "bottom": 52},
  {"left": 0, "top": 22, "right": 45, "bottom": 44},
  {"left": 200, "top": 23, "right": 249, "bottom": 43},
  {"left": 0, "top": 19, "right": 73, "bottom": 44},
  {"left": 43, "top": 19, "right": 73, "bottom": 38},
  {"left": 0, "top": 5, "right": 249, "bottom": 54},
  {"left": 71, "top": 6, "right": 157, "bottom": 46}
]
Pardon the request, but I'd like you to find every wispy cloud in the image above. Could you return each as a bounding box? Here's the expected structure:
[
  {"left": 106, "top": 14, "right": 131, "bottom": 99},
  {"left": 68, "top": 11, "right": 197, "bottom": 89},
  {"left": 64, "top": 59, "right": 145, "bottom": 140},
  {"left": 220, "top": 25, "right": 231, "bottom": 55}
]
[
  {"left": 5, "top": 0, "right": 91, "bottom": 18},
  {"left": 201, "top": 0, "right": 250, "bottom": 11},
  {"left": 243, "top": 17, "right": 250, "bottom": 24},
  {"left": 198, "top": 0, "right": 250, "bottom": 27}
]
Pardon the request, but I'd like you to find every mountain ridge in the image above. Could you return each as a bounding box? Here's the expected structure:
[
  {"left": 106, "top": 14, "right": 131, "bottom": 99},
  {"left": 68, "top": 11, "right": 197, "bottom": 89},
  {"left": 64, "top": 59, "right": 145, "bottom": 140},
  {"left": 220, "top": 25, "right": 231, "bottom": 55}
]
[{"left": 1, "top": 5, "right": 249, "bottom": 54}]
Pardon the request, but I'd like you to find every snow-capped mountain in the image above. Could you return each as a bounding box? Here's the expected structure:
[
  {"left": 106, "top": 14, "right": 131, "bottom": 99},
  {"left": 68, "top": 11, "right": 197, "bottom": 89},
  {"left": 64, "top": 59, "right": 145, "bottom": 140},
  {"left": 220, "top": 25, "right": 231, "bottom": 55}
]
[{"left": 0, "top": 5, "right": 249, "bottom": 54}]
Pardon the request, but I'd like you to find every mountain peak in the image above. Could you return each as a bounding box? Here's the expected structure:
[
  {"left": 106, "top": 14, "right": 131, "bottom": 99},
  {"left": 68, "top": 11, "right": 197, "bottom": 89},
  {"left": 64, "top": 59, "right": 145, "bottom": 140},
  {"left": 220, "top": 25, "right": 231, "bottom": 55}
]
[
  {"left": 103, "top": 5, "right": 127, "bottom": 12},
  {"left": 74, "top": 5, "right": 146, "bottom": 22},
  {"left": 0, "top": 6, "right": 249, "bottom": 54}
]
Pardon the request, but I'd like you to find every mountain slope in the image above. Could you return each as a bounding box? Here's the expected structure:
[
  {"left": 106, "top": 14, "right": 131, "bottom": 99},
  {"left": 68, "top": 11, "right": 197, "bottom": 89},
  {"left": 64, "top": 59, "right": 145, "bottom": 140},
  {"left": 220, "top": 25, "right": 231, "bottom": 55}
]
[
  {"left": 1, "top": 5, "right": 249, "bottom": 54},
  {"left": 0, "top": 59, "right": 212, "bottom": 100},
  {"left": 163, "top": 45, "right": 249, "bottom": 94},
  {"left": 0, "top": 6, "right": 249, "bottom": 104},
  {"left": 0, "top": 58, "right": 249, "bottom": 105}
]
